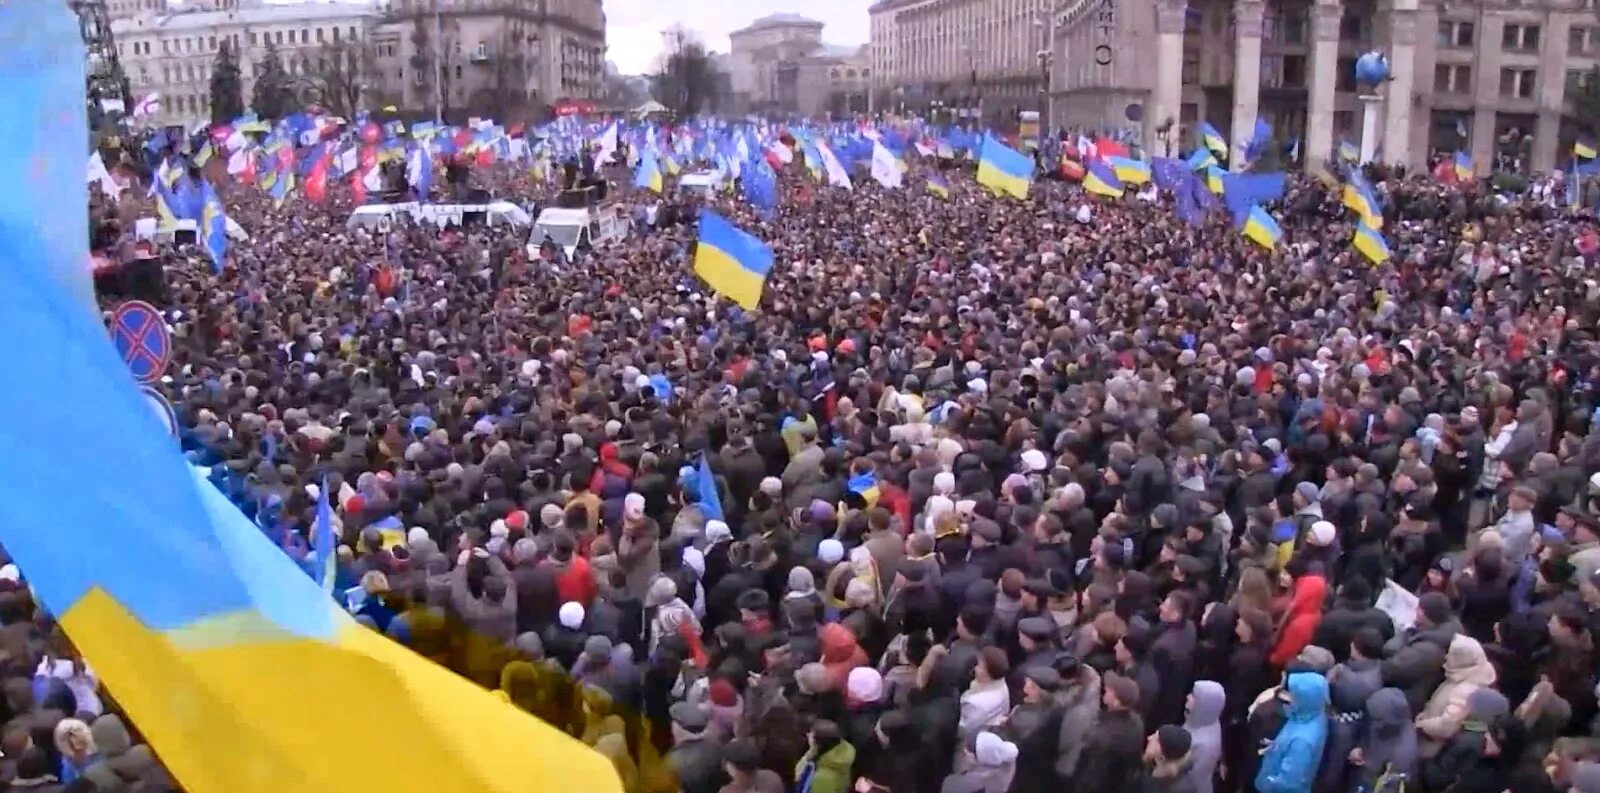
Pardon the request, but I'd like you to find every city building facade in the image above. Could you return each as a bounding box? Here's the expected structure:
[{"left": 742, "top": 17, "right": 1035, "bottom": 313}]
[
  {"left": 110, "top": 0, "right": 382, "bottom": 128},
  {"left": 868, "top": 0, "right": 1053, "bottom": 122},
  {"left": 875, "top": 0, "right": 1600, "bottom": 172},
  {"left": 110, "top": 0, "right": 605, "bottom": 128},
  {"left": 379, "top": 0, "right": 605, "bottom": 122},
  {"left": 728, "top": 14, "right": 871, "bottom": 116}
]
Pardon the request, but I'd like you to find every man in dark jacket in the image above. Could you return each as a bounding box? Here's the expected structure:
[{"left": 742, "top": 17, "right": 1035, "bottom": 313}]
[
  {"left": 1148, "top": 591, "right": 1198, "bottom": 730},
  {"left": 1075, "top": 672, "right": 1145, "bottom": 789},
  {"left": 1310, "top": 578, "right": 1395, "bottom": 662},
  {"left": 510, "top": 538, "right": 560, "bottom": 635},
  {"left": 1380, "top": 591, "right": 1460, "bottom": 712}
]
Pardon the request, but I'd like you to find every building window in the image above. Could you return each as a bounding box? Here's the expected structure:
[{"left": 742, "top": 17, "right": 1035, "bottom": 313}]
[
  {"left": 1339, "top": 14, "right": 1361, "bottom": 42},
  {"left": 162, "top": 39, "right": 169, "bottom": 54},
  {"left": 1569, "top": 26, "right": 1596, "bottom": 56},
  {"left": 349, "top": 26, "right": 357, "bottom": 40},
  {"left": 1499, "top": 67, "right": 1536, "bottom": 98},
  {"left": 1283, "top": 54, "right": 1306, "bottom": 88},
  {"left": 1566, "top": 68, "right": 1594, "bottom": 98},
  {"left": 1336, "top": 56, "right": 1357, "bottom": 91},
  {"left": 1434, "top": 63, "right": 1471, "bottom": 93},
  {"left": 275, "top": 31, "right": 283, "bottom": 44},
  {"left": 1437, "top": 20, "right": 1473, "bottom": 49},
  {"left": 300, "top": 28, "right": 309, "bottom": 44},
  {"left": 1502, "top": 24, "right": 1540, "bottom": 52},
  {"left": 1182, "top": 52, "right": 1200, "bottom": 84},
  {"left": 208, "top": 35, "right": 216, "bottom": 50},
  {"left": 333, "top": 27, "right": 340, "bottom": 42},
  {"left": 249, "top": 31, "right": 257, "bottom": 46}
]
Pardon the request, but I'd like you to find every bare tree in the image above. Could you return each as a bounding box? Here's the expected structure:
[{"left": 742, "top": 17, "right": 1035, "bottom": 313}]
[
  {"left": 468, "top": 29, "right": 533, "bottom": 121},
  {"left": 314, "top": 39, "right": 376, "bottom": 119},
  {"left": 408, "top": 14, "right": 455, "bottom": 119},
  {"left": 650, "top": 26, "right": 721, "bottom": 117}
]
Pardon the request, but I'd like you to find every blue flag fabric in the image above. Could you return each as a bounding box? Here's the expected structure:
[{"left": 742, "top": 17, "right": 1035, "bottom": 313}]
[
  {"left": 1221, "top": 172, "right": 1287, "bottom": 227},
  {"left": 1151, "top": 158, "right": 1187, "bottom": 191},
  {"left": 312, "top": 476, "right": 335, "bottom": 593},
  {"left": 696, "top": 454, "right": 724, "bottom": 521}
]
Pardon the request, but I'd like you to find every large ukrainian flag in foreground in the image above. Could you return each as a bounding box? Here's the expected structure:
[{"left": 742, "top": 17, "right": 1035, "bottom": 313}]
[
  {"left": 0, "top": 8, "right": 620, "bottom": 793},
  {"left": 694, "top": 209, "right": 773, "bottom": 310},
  {"left": 976, "top": 133, "right": 1033, "bottom": 199}
]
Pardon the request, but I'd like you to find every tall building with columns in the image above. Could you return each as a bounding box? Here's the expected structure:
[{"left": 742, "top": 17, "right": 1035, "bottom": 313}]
[{"left": 1032, "top": 0, "right": 1600, "bottom": 172}]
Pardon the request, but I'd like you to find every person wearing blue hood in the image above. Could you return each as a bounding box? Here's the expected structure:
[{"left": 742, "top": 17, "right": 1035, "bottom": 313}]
[{"left": 1255, "top": 671, "right": 1329, "bottom": 793}]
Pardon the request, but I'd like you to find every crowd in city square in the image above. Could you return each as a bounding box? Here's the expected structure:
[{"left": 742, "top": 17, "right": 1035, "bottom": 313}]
[{"left": 17, "top": 130, "right": 1600, "bottom": 793}]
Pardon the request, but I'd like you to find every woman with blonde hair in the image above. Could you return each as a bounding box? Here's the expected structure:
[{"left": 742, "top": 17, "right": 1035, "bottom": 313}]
[
  {"left": 1231, "top": 565, "right": 1277, "bottom": 618},
  {"left": 53, "top": 717, "right": 97, "bottom": 784}
]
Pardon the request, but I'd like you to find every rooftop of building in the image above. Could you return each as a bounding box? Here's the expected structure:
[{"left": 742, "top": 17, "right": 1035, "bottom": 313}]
[
  {"left": 732, "top": 12, "right": 825, "bottom": 35},
  {"left": 113, "top": 0, "right": 379, "bottom": 32}
]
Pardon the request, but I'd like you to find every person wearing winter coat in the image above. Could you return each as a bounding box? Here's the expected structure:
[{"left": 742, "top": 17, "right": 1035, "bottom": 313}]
[
  {"left": 1078, "top": 672, "right": 1146, "bottom": 790},
  {"left": 1380, "top": 592, "right": 1461, "bottom": 713},
  {"left": 940, "top": 730, "right": 1018, "bottom": 793},
  {"left": 1138, "top": 725, "right": 1199, "bottom": 793},
  {"left": 1421, "top": 687, "right": 1512, "bottom": 792},
  {"left": 1348, "top": 688, "right": 1417, "bottom": 793},
  {"left": 1052, "top": 658, "right": 1103, "bottom": 786},
  {"left": 1182, "top": 680, "right": 1225, "bottom": 793},
  {"left": 794, "top": 719, "right": 856, "bottom": 793},
  {"left": 818, "top": 622, "right": 869, "bottom": 692},
  {"left": 80, "top": 714, "right": 167, "bottom": 792},
  {"left": 1149, "top": 591, "right": 1199, "bottom": 729},
  {"left": 1222, "top": 608, "right": 1275, "bottom": 793},
  {"left": 719, "top": 739, "right": 785, "bottom": 793},
  {"left": 1316, "top": 629, "right": 1385, "bottom": 793},
  {"left": 1270, "top": 573, "right": 1328, "bottom": 668},
  {"left": 1255, "top": 671, "right": 1330, "bottom": 793},
  {"left": 665, "top": 702, "right": 724, "bottom": 793},
  {"left": 956, "top": 647, "right": 1011, "bottom": 754},
  {"left": 1310, "top": 579, "right": 1395, "bottom": 663},
  {"left": 1415, "top": 634, "right": 1497, "bottom": 751}
]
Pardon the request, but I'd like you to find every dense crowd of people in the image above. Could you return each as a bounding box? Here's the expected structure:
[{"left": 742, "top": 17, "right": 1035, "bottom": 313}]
[{"left": 23, "top": 138, "right": 1600, "bottom": 793}]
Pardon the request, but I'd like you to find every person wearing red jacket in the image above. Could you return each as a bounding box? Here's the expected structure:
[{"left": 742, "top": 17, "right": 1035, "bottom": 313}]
[
  {"left": 545, "top": 531, "right": 596, "bottom": 608},
  {"left": 1270, "top": 573, "right": 1328, "bottom": 668}
]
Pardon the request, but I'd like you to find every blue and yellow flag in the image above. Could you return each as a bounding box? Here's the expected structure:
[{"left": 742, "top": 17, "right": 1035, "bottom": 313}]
[
  {"left": 200, "top": 180, "right": 228, "bottom": 273},
  {"left": 0, "top": 226, "right": 623, "bottom": 793},
  {"left": 975, "top": 133, "right": 1032, "bottom": 199},
  {"left": 1108, "top": 156, "right": 1151, "bottom": 185},
  {"left": 1199, "top": 122, "right": 1227, "bottom": 156},
  {"left": 1186, "top": 147, "right": 1216, "bottom": 171},
  {"left": 1576, "top": 135, "right": 1597, "bottom": 160},
  {"left": 1242, "top": 206, "right": 1283, "bottom": 250},
  {"left": 1352, "top": 221, "right": 1391, "bottom": 264},
  {"left": 925, "top": 171, "right": 950, "bottom": 199},
  {"left": 1338, "top": 139, "right": 1360, "bottom": 163},
  {"left": 1083, "top": 160, "right": 1124, "bottom": 198},
  {"left": 1341, "top": 173, "right": 1383, "bottom": 229},
  {"left": 1453, "top": 151, "right": 1474, "bottom": 181},
  {"left": 693, "top": 209, "right": 773, "bottom": 311},
  {"left": 311, "top": 475, "right": 336, "bottom": 593},
  {"left": 1205, "top": 165, "right": 1226, "bottom": 195},
  {"left": 633, "top": 150, "right": 663, "bottom": 193}
]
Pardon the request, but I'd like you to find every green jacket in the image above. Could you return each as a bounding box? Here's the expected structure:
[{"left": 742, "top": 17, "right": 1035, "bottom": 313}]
[{"left": 795, "top": 740, "right": 856, "bottom": 793}]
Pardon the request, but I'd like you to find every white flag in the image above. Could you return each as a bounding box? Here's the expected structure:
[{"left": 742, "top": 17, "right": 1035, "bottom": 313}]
[{"left": 870, "top": 141, "right": 903, "bottom": 189}]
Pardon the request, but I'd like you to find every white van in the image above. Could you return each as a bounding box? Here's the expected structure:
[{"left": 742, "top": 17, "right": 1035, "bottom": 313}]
[{"left": 526, "top": 202, "right": 630, "bottom": 260}]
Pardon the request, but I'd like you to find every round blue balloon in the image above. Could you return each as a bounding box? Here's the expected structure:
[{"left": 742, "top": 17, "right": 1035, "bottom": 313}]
[{"left": 1354, "top": 51, "right": 1391, "bottom": 87}]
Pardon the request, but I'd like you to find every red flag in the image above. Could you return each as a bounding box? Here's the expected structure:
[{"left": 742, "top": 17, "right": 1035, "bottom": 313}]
[
  {"left": 1431, "top": 158, "right": 1458, "bottom": 184},
  {"left": 304, "top": 151, "right": 331, "bottom": 203},
  {"left": 1093, "top": 137, "right": 1128, "bottom": 160},
  {"left": 358, "top": 144, "right": 377, "bottom": 174},
  {"left": 1059, "top": 159, "right": 1085, "bottom": 181},
  {"left": 475, "top": 147, "right": 494, "bottom": 168},
  {"left": 350, "top": 167, "right": 368, "bottom": 205},
  {"left": 453, "top": 128, "right": 474, "bottom": 151},
  {"left": 359, "top": 122, "right": 381, "bottom": 145},
  {"left": 236, "top": 151, "right": 257, "bottom": 186}
]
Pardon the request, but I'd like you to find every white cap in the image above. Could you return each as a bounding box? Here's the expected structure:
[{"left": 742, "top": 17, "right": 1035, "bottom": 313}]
[
  {"left": 1308, "top": 521, "right": 1336, "bottom": 547},
  {"left": 559, "top": 602, "right": 585, "bottom": 630}
]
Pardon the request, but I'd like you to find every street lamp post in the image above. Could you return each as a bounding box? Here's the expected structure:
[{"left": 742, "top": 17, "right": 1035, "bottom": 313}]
[{"left": 1034, "top": 16, "right": 1052, "bottom": 133}]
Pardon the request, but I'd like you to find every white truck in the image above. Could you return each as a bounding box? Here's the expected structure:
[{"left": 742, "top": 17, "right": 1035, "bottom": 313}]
[{"left": 526, "top": 201, "right": 630, "bottom": 260}]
